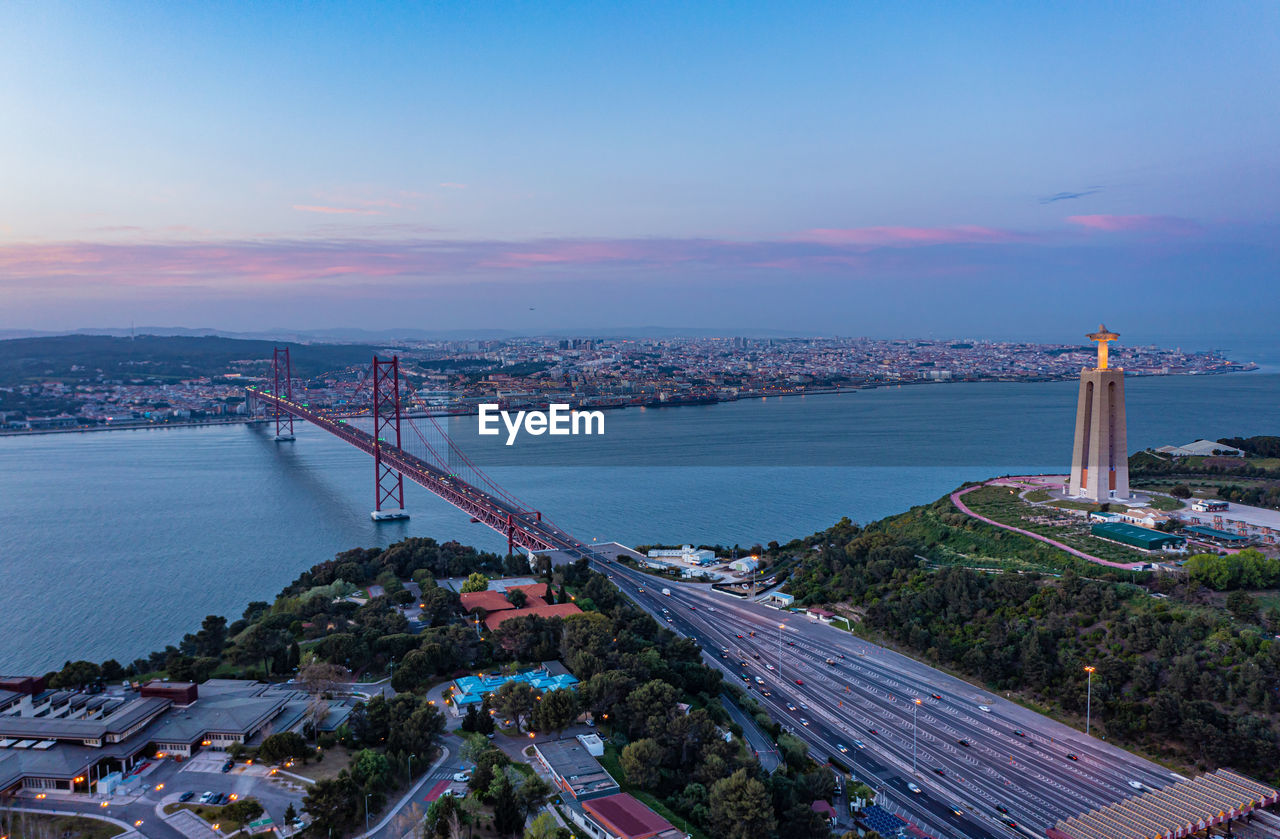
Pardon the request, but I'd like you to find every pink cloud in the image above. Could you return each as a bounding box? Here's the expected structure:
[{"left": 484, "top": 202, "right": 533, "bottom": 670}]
[
  {"left": 793, "top": 225, "right": 1023, "bottom": 247},
  {"left": 439, "top": 182, "right": 468, "bottom": 189},
  {"left": 1066, "top": 214, "right": 1199, "bottom": 234},
  {"left": 292, "top": 204, "right": 384, "bottom": 216}
]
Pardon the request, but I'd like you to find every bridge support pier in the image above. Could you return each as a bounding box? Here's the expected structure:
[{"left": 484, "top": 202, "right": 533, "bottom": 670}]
[{"left": 371, "top": 355, "right": 409, "bottom": 523}]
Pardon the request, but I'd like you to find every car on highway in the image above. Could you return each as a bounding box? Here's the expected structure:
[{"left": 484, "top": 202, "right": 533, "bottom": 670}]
[
  {"left": 766, "top": 664, "right": 775, "bottom": 671},
  {"left": 950, "top": 804, "right": 964, "bottom": 816},
  {"left": 930, "top": 693, "right": 942, "bottom": 700},
  {"left": 799, "top": 702, "right": 808, "bottom": 710},
  {"left": 907, "top": 782, "right": 922, "bottom": 794},
  {"left": 868, "top": 728, "right": 878, "bottom": 735},
  {"left": 853, "top": 740, "right": 865, "bottom": 749},
  {"left": 799, "top": 718, "right": 810, "bottom": 726},
  {"left": 1128, "top": 780, "right": 1145, "bottom": 791},
  {"left": 754, "top": 676, "right": 765, "bottom": 685},
  {"left": 1066, "top": 753, "right": 1079, "bottom": 761},
  {"left": 995, "top": 805, "right": 1009, "bottom": 815},
  {"left": 720, "top": 650, "right": 729, "bottom": 658},
  {"left": 786, "top": 702, "right": 797, "bottom": 711},
  {"left": 933, "top": 768, "right": 946, "bottom": 776},
  {"left": 957, "top": 739, "right": 970, "bottom": 747},
  {"left": 1000, "top": 816, "right": 1019, "bottom": 828},
  {"left": 978, "top": 705, "right": 991, "bottom": 712},
  {"left": 760, "top": 689, "right": 771, "bottom": 696},
  {"left": 1013, "top": 729, "right": 1025, "bottom": 737},
  {"left": 741, "top": 675, "right": 751, "bottom": 682},
  {"left": 794, "top": 679, "right": 804, "bottom": 686},
  {"left": 837, "top": 743, "right": 848, "bottom": 752}
]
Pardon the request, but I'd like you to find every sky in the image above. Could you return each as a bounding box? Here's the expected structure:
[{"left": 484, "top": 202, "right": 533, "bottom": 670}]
[{"left": 1, "top": 1, "right": 1277, "bottom": 343}]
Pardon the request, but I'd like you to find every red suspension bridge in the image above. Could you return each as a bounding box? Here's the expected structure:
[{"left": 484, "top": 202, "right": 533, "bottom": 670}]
[{"left": 245, "top": 348, "right": 592, "bottom": 558}]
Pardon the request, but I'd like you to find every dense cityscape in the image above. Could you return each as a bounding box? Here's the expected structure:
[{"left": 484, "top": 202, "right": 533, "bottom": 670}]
[{"left": 0, "top": 335, "right": 1253, "bottom": 432}]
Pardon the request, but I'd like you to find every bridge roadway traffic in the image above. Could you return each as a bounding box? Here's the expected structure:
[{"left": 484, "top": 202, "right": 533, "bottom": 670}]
[
  {"left": 590, "top": 561, "right": 1183, "bottom": 839},
  {"left": 245, "top": 389, "right": 1183, "bottom": 837}
]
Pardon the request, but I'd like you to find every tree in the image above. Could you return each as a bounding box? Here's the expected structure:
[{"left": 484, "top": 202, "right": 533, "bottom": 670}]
[
  {"left": 516, "top": 775, "right": 553, "bottom": 820},
  {"left": 461, "top": 572, "right": 489, "bottom": 593},
  {"left": 48, "top": 660, "right": 102, "bottom": 690},
  {"left": 1227, "top": 590, "right": 1258, "bottom": 623},
  {"left": 507, "top": 588, "right": 528, "bottom": 608},
  {"left": 425, "top": 793, "right": 460, "bottom": 839},
  {"left": 523, "top": 812, "right": 560, "bottom": 839},
  {"left": 258, "top": 731, "right": 310, "bottom": 763},
  {"left": 708, "top": 769, "right": 776, "bottom": 839},
  {"left": 393, "top": 649, "right": 437, "bottom": 693},
  {"left": 233, "top": 624, "right": 291, "bottom": 677},
  {"left": 302, "top": 771, "right": 362, "bottom": 835},
  {"left": 493, "top": 680, "right": 537, "bottom": 732},
  {"left": 351, "top": 748, "right": 391, "bottom": 791},
  {"left": 299, "top": 660, "right": 350, "bottom": 696},
  {"left": 620, "top": 739, "right": 663, "bottom": 789},
  {"left": 490, "top": 772, "right": 523, "bottom": 836},
  {"left": 223, "top": 797, "right": 264, "bottom": 825},
  {"left": 1171, "top": 484, "right": 1192, "bottom": 499},
  {"left": 532, "top": 689, "right": 578, "bottom": 734}
]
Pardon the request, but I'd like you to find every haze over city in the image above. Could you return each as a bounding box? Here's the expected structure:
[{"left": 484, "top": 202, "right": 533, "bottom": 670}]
[{"left": 3, "top": 2, "right": 1278, "bottom": 339}]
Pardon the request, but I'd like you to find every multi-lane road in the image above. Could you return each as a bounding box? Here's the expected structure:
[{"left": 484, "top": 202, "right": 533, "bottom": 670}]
[{"left": 589, "top": 557, "right": 1183, "bottom": 839}]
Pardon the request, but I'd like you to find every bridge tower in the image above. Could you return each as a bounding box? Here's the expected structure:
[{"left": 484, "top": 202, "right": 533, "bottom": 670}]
[
  {"left": 271, "top": 347, "right": 295, "bottom": 441},
  {"left": 371, "top": 355, "right": 411, "bottom": 521}
]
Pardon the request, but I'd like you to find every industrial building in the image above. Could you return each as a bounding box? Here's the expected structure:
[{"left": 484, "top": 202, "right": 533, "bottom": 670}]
[
  {"left": 1090, "top": 522, "right": 1186, "bottom": 552},
  {"left": 0, "top": 678, "right": 352, "bottom": 794}
]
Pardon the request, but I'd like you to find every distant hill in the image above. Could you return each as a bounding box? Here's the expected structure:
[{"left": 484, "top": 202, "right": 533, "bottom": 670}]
[{"left": 0, "top": 334, "right": 386, "bottom": 384}]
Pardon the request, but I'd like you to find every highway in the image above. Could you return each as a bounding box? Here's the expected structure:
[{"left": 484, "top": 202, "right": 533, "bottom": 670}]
[{"left": 587, "top": 558, "right": 1184, "bottom": 839}]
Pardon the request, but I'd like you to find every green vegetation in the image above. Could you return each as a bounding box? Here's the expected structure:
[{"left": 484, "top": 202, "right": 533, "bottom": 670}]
[
  {"left": 0, "top": 335, "right": 379, "bottom": 385},
  {"left": 1185, "top": 549, "right": 1280, "bottom": 591},
  {"left": 0, "top": 812, "right": 124, "bottom": 839},
  {"left": 962, "top": 486, "right": 1149, "bottom": 565},
  {"left": 782, "top": 513, "right": 1280, "bottom": 781}
]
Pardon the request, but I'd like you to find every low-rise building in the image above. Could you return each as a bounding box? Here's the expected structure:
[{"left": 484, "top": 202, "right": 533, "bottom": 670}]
[{"left": 532, "top": 738, "right": 619, "bottom": 801}]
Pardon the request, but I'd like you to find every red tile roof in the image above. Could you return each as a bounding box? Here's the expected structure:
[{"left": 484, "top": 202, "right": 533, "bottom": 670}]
[
  {"left": 582, "top": 793, "right": 675, "bottom": 839},
  {"left": 484, "top": 602, "right": 582, "bottom": 631},
  {"left": 459, "top": 590, "right": 516, "bottom": 613},
  {"left": 506, "top": 582, "right": 550, "bottom": 606}
]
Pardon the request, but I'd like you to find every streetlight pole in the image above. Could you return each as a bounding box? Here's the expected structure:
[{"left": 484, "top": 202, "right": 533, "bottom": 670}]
[
  {"left": 1084, "top": 666, "right": 1096, "bottom": 735},
  {"left": 364, "top": 792, "right": 372, "bottom": 833},
  {"left": 912, "top": 699, "right": 921, "bottom": 773}
]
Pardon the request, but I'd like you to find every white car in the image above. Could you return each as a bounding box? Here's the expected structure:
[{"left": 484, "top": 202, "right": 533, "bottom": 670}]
[
  {"left": 452, "top": 771, "right": 471, "bottom": 782},
  {"left": 907, "top": 782, "right": 922, "bottom": 794},
  {"left": 978, "top": 705, "right": 991, "bottom": 713},
  {"left": 1128, "top": 780, "right": 1145, "bottom": 791}
]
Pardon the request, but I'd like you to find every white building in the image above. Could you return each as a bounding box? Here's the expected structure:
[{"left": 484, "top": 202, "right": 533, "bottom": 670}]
[{"left": 647, "top": 545, "right": 717, "bottom": 566}]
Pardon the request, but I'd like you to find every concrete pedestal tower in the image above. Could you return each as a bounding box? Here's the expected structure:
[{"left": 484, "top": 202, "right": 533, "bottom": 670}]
[{"left": 1068, "top": 325, "right": 1131, "bottom": 502}]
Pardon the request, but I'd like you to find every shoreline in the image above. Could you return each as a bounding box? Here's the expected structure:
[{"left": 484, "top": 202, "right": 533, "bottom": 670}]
[{"left": 0, "top": 366, "right": 1261, "bottom": 439}]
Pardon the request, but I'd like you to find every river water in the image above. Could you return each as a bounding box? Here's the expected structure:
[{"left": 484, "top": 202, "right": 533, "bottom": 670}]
[{"left": 2, "top": 370, "right": 1278, "bottom": 672}]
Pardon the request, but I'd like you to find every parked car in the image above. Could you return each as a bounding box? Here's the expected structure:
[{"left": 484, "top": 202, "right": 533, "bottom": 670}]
[
  {"left": 179, "top": 791, "right": 194, "bottom": 803},
  {"left": 453, "top": 771, "right": 471, "bottom": 782}
]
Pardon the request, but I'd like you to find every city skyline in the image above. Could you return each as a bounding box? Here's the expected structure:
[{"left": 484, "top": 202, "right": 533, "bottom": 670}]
[{"left": 2, "top": 2, "right": 1278, "bottom": 338}]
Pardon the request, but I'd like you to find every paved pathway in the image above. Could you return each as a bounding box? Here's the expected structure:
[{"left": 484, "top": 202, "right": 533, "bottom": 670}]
[
  {"left": 950, "top": 479, "right": 1142, "bottom": 569},
  {"left": 357, "top": 745, "right": 454, "bottom": 839}
]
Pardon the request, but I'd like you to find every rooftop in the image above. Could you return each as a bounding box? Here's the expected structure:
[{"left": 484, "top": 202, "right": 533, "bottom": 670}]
[
  {"left": 535, "top": 738, "right": 619, "bottom": 800},
  {"left": 581, "top": 792, "right": 681, "bottom": 839}
]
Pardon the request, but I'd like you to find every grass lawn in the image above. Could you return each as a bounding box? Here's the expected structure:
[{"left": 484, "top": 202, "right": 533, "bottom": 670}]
[
  {"left": 1, "top": 814, "right": 124, "bottom": 839},
  {"left": 1023, "top": 488, "right": 1051, "bottom": 502},
  {"left": 305, "top": 745, "right": 354, "bottom": 782},
  {"left": 964, "top": 486, "right": 1150, "bottom": 566},
  {"left": 163, "top": 800, "right": 261, "bottom": 831}
]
